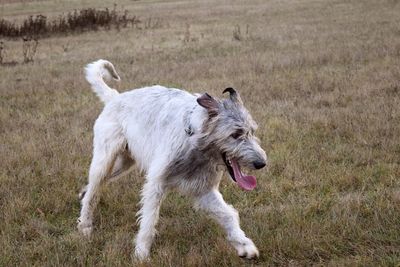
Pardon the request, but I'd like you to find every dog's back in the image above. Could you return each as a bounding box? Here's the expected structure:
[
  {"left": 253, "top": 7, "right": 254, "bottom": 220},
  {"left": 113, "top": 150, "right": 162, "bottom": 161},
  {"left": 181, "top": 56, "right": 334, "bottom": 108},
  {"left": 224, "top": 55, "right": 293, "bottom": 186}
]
[{"left": 103, "top": 86, "right": 205, "bottom": 174}]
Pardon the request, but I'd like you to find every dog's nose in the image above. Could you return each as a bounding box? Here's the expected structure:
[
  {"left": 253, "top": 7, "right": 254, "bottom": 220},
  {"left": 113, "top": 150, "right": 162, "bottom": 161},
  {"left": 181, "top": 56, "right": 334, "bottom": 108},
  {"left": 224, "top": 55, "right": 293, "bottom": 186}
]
[{"left": 253, "top": 160, "right": 266, "bottom": 169}]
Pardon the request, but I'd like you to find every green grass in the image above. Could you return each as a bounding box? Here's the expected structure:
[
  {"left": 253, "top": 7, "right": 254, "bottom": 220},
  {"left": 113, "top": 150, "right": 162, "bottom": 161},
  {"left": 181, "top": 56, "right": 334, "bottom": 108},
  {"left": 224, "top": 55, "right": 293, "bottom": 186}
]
[{"left": 1, "top": 0, "right": 400, "bottom": 266}]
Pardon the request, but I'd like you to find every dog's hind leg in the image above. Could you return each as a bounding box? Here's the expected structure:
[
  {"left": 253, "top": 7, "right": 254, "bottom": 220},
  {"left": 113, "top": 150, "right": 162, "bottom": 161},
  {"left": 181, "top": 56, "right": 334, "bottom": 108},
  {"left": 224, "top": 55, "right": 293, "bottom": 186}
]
[
  {"left": 106, "top": 148, "right": 135, "bottom": 183},
  {"left": 79, "top": 148, "right": 134, "bottom": 200},
  {"left": 77, "top": 122, "right": 125, "bottom": 237},
  {"left": 194, "top": 188, "right": 259, "bottom": 259}
]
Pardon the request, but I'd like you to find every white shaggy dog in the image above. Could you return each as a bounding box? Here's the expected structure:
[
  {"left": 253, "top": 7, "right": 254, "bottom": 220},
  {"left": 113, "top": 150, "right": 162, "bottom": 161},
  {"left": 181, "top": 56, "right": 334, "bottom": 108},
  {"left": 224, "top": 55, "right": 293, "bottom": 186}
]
[{"left": 77, "top": 59, "right": 267, "bottom": 260}]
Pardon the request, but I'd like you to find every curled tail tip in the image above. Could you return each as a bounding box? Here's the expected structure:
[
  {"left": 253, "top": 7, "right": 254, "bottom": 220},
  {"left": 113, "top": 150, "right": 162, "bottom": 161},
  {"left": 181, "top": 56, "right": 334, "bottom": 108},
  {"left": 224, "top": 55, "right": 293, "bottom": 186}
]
[
  {"left": 85, "top": 59, "right": 121, "bottom": 82},
  {"left": 102, "top": 59, "right": 121, "bottom": 81},
  {"left": 84, "top": 59, "right": 120, "bottom": 104}
]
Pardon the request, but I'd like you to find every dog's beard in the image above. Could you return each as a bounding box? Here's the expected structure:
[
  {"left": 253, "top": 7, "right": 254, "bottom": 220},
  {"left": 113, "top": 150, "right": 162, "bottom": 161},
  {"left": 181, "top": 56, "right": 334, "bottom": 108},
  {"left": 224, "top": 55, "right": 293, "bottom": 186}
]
[{"left": 222, "top": 153, "right": 257, "bottom": 191}]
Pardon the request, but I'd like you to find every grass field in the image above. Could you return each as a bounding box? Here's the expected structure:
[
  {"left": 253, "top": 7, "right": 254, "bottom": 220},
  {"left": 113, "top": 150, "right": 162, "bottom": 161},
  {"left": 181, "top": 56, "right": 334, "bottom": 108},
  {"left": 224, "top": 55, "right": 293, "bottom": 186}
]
[{"left": 1, "top": 0, "right": 400, "bottom": 266}]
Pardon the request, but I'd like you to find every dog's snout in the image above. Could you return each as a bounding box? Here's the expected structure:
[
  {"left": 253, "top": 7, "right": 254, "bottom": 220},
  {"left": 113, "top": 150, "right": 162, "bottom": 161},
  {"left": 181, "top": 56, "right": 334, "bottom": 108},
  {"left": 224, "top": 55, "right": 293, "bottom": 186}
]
[{"left": 253, "top": 160, "right": 266, "bottom": 169}]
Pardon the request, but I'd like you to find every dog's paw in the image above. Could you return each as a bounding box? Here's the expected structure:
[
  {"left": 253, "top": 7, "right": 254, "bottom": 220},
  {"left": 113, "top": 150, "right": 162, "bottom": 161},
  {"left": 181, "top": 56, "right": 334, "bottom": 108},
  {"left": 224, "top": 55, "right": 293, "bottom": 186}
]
[
  {"left": 233, "top": 239, "right": 259, "bottom": 259},
  {"left": 134, "top": 246, "right": 150, "bottom": 261},
  {"left": 77, "top": 218, "right": 92, "bottom": 237}
]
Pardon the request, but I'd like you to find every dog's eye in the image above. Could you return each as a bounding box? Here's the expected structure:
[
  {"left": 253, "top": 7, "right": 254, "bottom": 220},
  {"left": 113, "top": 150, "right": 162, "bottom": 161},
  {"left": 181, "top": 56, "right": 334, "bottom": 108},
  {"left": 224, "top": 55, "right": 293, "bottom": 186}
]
[{"left": 231, "top": 129, "right": 244, "bottom": 139}]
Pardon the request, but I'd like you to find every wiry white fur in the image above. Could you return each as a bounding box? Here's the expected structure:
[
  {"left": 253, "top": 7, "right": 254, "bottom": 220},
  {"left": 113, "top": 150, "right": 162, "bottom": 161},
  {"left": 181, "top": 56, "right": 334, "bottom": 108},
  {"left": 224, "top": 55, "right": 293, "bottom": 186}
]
[
  {"left": 85, "top": 59, "right": 120, "bottom": 104},
  {"left": 77, "top": 59, "right": 265, "bottom": 261}
]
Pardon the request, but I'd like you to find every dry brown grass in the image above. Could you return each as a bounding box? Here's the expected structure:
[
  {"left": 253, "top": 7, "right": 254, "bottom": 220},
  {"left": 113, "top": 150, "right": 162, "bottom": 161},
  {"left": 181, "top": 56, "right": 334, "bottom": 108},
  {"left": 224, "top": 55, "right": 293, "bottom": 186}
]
[{"left": 1, "top": 0, "right": 400, "bottom": 266}]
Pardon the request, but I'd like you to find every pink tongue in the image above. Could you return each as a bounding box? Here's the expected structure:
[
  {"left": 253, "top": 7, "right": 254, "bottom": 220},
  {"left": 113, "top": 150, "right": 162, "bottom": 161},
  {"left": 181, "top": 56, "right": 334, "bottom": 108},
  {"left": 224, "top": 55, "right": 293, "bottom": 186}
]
[{"left": 231, "top": 159, "right": 257, "bottom": 191}]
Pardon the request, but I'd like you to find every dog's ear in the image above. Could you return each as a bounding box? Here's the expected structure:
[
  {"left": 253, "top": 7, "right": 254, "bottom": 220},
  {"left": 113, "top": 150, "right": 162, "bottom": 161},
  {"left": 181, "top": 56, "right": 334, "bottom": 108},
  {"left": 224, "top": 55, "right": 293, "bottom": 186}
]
[
  {"left": 223, "top": 87, "right": 243, "bottom": 104},
  {"left": 197, "top": 93, "right": 219, "bottom": 116}
]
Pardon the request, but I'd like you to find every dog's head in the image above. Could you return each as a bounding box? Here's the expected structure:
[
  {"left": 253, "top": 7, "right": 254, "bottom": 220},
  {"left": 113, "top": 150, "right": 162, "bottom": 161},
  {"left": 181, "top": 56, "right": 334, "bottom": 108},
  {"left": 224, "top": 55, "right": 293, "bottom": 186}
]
[{"left": 197, "top": 88, "right": 267, "bottom": 190}]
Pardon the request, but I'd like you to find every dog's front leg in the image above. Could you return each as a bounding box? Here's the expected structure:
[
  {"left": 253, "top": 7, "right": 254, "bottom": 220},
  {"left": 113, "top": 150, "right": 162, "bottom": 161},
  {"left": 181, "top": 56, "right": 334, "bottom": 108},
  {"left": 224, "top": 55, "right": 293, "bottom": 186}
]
[
  {"left": 134, "top": 180, "right": 165, "bottom": 261},
  {"left": 194, "top": 189, "right": 259, "bottom": 259}
]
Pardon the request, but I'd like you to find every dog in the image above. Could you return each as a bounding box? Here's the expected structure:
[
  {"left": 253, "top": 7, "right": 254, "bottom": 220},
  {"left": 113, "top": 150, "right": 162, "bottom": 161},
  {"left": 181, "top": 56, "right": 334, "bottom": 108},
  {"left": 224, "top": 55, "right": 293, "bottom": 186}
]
[{"left": 77, "top": 59, "right": 267, "bottom": 260}]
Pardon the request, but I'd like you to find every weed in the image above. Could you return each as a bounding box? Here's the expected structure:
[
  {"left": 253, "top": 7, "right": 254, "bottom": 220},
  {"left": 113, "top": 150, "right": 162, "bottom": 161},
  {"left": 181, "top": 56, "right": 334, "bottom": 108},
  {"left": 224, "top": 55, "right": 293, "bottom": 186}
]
[
  {"left": 183, "top": 23, "right": 191, "bottom": 43},
  {"left": 233, "top": 24, "right": 250, "bottom": 41},
  {"left": 22, "top": 36, "right": 38, "bottom": 63},
  {"left": 0, "top": 5, "right": 141, "bottom": 39},
  {"left": 0, "top": 41, "right": 3, "bottom": 64},
  {"left": 233, "top": 24, "right": 241, "bottom": 41}
]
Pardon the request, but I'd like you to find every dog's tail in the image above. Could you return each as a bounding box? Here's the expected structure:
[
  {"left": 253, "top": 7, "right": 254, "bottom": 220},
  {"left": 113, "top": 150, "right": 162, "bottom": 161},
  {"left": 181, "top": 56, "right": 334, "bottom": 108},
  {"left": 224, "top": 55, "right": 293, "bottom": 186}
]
[{"left": 85, "top": 59, "right": 121, "bottom": 104}]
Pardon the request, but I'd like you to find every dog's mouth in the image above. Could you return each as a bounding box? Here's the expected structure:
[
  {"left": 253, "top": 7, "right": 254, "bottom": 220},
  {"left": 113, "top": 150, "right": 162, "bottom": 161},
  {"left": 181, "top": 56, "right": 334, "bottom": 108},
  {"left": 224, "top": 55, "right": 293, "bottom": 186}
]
[{"left": 222, "top": 153, "right": 257, "bottom": 191}]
